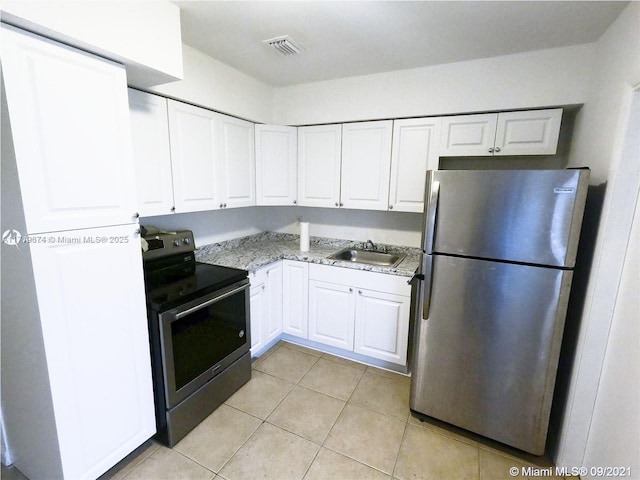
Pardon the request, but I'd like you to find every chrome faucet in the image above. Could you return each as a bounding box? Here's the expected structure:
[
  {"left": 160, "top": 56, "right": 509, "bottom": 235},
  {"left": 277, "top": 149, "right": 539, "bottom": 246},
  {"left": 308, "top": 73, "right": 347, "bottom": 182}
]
[{"left": 364, "top": 239, "right": 375, "bottom": 250}]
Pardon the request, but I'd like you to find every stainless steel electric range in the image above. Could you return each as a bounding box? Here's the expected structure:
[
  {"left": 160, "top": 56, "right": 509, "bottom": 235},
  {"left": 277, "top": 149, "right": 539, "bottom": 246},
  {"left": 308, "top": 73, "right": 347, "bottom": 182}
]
[{"left": 142, "top": 229, "right": 251, "bottom": 446}]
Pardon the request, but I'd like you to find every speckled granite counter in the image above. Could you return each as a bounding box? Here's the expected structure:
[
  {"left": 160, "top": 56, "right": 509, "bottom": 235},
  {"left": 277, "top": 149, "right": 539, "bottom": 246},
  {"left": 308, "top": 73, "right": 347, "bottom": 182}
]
[{"left": 195, "top": 232, "right": 421, "bottom": 277}]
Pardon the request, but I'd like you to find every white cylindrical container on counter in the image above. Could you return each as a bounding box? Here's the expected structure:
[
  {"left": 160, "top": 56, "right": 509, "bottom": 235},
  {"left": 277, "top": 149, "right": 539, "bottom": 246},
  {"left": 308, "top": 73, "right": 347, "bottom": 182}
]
[{"left": 300, "top": 222, "right": 310, "bottom": 252}]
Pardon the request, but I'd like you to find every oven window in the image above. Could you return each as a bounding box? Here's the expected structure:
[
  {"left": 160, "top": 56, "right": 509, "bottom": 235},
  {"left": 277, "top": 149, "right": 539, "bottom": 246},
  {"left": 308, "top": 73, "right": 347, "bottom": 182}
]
[{"left": 170, "top": 290, "right": 247, "bottom": 390}]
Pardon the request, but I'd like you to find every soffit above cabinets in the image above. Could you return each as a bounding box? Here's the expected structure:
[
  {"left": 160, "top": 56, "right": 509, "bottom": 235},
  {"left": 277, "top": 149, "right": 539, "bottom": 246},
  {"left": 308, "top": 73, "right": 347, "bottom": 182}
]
[{"left": 173, "top": 1, "right": 628, "bottom": 87}]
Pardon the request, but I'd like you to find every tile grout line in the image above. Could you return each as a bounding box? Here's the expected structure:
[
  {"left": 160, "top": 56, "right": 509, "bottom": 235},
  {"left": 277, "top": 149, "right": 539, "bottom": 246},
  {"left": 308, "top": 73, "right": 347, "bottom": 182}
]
[
  {"left": 220, "top": 347, "right": 324, "bottom": 479},
  {"left": 391, "top": 420, "right": 410, "bottom": 480}
]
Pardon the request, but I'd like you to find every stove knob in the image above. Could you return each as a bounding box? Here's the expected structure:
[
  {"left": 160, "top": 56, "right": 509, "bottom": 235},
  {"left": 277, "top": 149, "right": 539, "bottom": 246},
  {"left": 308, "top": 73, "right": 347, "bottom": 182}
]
[
  {"left": 239, "top": 330, "right": 245, "bottom": 338},
  {"left": 183, "top": 237, "right": 191, "bottom": 245},
  {"left": 173, "top": 239, "right": 180, "bottom": 247}
]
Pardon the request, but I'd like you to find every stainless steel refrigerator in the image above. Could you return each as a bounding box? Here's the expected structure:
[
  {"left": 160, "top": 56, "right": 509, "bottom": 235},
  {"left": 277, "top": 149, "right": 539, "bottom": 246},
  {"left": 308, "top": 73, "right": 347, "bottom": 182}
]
[{"left": 410, "top": 168, "right": 590, "bottom": 455}]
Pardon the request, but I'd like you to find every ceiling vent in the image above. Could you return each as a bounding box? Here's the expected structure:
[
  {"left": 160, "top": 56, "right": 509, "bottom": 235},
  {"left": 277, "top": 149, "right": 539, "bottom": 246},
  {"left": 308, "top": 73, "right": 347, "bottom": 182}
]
[{"left": 263, "top": 35, "right": 303, "bottom": 56}]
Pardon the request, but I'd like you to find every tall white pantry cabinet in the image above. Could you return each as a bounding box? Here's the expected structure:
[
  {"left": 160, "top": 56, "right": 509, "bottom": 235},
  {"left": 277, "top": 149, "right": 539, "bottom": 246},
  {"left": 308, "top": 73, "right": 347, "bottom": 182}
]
[{"left": 0, "top": 25, "right": 155, "bottom": 480}]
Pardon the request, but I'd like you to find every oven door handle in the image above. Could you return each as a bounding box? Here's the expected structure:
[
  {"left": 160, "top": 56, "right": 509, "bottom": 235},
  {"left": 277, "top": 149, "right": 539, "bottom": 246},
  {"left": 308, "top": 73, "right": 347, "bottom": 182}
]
[{"left": 175, "top": 283, "right": 249, "bottom": 320}]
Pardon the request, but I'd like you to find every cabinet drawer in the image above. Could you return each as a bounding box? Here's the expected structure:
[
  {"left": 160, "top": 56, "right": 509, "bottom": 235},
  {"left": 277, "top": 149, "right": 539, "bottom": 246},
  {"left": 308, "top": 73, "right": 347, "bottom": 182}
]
[{"left": 309, "top": 264, "right": 411, "bottom": 296}]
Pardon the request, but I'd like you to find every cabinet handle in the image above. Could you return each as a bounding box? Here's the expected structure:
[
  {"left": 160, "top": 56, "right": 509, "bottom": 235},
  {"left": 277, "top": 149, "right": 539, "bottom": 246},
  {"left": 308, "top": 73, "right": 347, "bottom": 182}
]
[
  {"left": 335, "top": 202, "right": 339, "bottom": 207},
  {"left": 134, "top": 228, "right": 141, "bottom": 237},
  {"left": 349, "top": 288, "right": 353, "bottom": 293},
  {"left": 488, "top": 147, "right": 494, "bottom": 153},
  {"left": 220, "top": 203, "right": 224, "bottom": 208},
  {"left": 358, "top": 290, "right": 362, "bottom": 295},
  {"left": 293, "top": 200, "right": 297, "bottom": 205},
  {"left": 171, "top": 206, "right": 176, "bottom": 212},
  {"left": 339, "top": 202, "right": 344, "bottom": 207},
  {"left": 133, "top": 212, "right": 140, "bottom": 219},
  {"left": 262, "top": 285, "right": 265, "bottom": 290},
  {"left": 266, "top": 270, "right": 269, "bottom": 276},
  {"left": 389, "top": 205, "right": 393, "bottom": 210},
  {"left": 494, "top": 147, "right": 501, "bottom": 153}
]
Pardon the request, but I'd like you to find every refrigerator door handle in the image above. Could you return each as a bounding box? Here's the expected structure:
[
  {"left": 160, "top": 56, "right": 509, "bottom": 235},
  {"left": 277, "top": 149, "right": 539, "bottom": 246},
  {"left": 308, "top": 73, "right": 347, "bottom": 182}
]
[
  {"left": 421, "top": 174, "right": 439, "bottom": 320},
  {"left": 422, "top": 254, "right": 434, "bottom": 320}
]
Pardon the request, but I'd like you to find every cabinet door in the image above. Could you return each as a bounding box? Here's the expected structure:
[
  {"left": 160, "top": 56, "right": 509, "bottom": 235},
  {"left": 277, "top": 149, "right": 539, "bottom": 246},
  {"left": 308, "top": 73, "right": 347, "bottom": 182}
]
[
  {"left": 1, "top": 25, "right": 138, "bottom": 233},
  {"left": 282, "top": 260, "right": 309, "bottom": 338},
  {"left": 255, "top": 125, "right": 298, "bottom": 206},
  {"left": 389, "top": 118, "right": 442, "bottom": 213},
  {"left": 341, "top": 120, "right": 393, "bottom": 211},
  {"left": 354, "top": 289, "right": 410, "bottom": 366},
  {"left": 298, "top": 125, "right": 342, "bottom": 208},
  {"left": 128, "top": 89, "right": 175, "bottom": 217},
  {"left": 494, "top": 109, "right": 562, "bottom": 156},
  {"left": 218, "top": 114, "right": 256, "bottom": 209},
  {"left": 167, "top": 100, "right": 220, "bottom": 213},
  {"left": 28, "top": 224, "right": 155, "bottom": 479},
  {"left": 249, "top": 280, "right": 267, "bottom": 356},
  {"left": 440, "top": 113, "right": 498, "bottom": 157},
  {"left": 308, "top": 280, "right": 355, "bottom": 350},
  {"left": 265, "top": 262, "right": 283, "bottom": 344}
]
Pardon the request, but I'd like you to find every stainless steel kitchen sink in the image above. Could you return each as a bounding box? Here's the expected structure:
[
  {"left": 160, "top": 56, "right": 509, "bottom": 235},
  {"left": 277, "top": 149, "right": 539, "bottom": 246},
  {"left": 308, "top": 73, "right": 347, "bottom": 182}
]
[{"left": 328, "top": 247, "right": 406, "bottom": 268}]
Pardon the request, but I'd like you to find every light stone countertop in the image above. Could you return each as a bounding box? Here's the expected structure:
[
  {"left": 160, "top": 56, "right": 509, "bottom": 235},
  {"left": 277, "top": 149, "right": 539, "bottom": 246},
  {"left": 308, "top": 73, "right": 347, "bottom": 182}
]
[{"left": 195, "top": 232, "right": 421, "bottom": 277}]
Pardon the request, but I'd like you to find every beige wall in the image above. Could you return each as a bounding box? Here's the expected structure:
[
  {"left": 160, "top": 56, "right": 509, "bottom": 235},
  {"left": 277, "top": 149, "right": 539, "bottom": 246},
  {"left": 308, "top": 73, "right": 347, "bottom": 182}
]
[
  {"left": 272, "top": 44, "right": 593, "bottom": 125},
  {"left": 150, "top": 44, "right": 274, "bottom": 124},
  {"left": 567, "top": 1, "right": 640, "bottom": 183},
  {"left": 553, "top": 1, "right": 640, "bottom": 471},
  {"left": 0, "top": 1, "right": 183, "bottom": 87}
]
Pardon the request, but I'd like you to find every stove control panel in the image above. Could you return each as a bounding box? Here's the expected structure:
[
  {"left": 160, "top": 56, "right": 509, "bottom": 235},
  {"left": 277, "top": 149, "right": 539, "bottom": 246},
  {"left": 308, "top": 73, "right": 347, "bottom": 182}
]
[{"left": 142, "top": 230, "right": 195, "bottom": 261}]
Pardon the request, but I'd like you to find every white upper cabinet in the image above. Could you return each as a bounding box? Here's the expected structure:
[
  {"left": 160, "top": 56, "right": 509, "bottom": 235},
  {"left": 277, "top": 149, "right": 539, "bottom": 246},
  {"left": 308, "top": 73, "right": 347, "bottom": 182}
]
[
  {"left": 341, "top": 120, "right": 393, "bottom": 211},
  {"left": 255, "top": 125, "right": 298, "bottom": 206},
  {"left": 440, "top": 109, "right": 562, "bottom": 156},
  {"left": 440, "top": 113, "right": 498, "bottom": 157},
  {"left": 218, "top": 114, "right": 256, "bottom": 209},
  {"left": 298, "top": 124, "right": 342, "bottom": 208},
  {"left": 494, "top": 109, "right": 563, "bottom": 156},
  {"left": 389, "top": 118, "right": 442, "bottom": 213},
  {"left": 167, "top": 99, "right": 220, "bottom": 213},
  {"left": 128, "top": 89, "right": 175, "bottom": 217},
  {"left": 1, "top": 25, "right": 138, "bottom": 233}
]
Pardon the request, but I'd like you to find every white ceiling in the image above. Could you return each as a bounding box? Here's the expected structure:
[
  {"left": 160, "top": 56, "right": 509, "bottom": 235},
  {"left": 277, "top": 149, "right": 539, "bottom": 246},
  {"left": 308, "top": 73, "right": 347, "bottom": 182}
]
[{"left": 173, "top": 1, "right": 628, "bottom": 87}]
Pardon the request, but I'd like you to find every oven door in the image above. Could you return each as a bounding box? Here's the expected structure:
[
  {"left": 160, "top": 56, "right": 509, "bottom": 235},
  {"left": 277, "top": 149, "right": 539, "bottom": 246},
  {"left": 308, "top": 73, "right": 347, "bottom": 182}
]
[{"left": 158, "top": 279, "right": 250, "bottom": 408}]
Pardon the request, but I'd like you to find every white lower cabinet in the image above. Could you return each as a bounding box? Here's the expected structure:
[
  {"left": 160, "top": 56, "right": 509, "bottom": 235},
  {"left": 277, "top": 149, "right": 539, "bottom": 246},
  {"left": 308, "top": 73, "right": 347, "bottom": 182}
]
[
  {"left": 308, "top": 264, "right": 411, "bottom": 366},
  {"left": 252, "top": 261, "right": 411, "bottom": 367},
  {"left": 9, "top": 224, "right": 156, "bottom": 480},
  {"left": 249, "top": 262, "right": 282, "bottom": 357},
  {"left": 354, "top": 289, "right": 410, "bottom": 365},
  {"left": 308, "top": 280, "right": 356, "bottom": 350},
  {"left": 250, "top": 275, "right": 268, "bottom": 355},
  {"left": 282, "top": 260, "right": 309, "bottom": 338}
]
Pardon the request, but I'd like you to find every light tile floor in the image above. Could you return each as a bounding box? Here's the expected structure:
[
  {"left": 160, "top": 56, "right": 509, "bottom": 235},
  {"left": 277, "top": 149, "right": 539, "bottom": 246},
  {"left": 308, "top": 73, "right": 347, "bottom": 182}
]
[{"left": 2, "top": 341, "right": 568, "bottom": 480}]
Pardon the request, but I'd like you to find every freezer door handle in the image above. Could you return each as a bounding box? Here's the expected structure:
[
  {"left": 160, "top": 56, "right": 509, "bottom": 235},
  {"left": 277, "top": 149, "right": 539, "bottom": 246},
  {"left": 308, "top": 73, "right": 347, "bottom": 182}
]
[{"left": 423, "top": 175, "right": 440, "bottom": 255}]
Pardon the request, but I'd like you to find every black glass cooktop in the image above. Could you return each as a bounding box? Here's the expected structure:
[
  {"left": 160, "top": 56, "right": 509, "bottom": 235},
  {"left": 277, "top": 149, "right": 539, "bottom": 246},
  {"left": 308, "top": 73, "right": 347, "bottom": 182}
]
[{"left": 145, "top": 256, "right": 247, "bottom": 312}]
